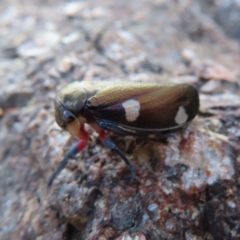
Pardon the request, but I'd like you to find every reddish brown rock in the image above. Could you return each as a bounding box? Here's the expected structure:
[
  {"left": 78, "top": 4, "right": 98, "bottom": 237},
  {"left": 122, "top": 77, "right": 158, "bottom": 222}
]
[{"left": 1, "top": 0, "right": 240, "bottom": 239}]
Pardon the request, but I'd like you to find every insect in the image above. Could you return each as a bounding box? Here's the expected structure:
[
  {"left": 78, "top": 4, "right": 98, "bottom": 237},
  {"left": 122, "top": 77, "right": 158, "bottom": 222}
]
[{"left": 48, "top": 81, "right": 199, "bottom": 186}]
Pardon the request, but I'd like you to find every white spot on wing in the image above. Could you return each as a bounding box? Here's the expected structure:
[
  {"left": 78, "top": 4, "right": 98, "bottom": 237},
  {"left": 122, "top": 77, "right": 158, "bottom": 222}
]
[
  {"left": 122, "top": 99, "right": 140, "bottom": 122},
  {"left": 175, "top": 106, "right": 188, "bottom": 125}
]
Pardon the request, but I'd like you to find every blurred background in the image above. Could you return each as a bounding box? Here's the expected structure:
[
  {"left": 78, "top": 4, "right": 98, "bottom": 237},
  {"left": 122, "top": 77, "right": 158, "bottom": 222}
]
[{"left": 1, "top": 0, "right": 240, "bottom": 239}]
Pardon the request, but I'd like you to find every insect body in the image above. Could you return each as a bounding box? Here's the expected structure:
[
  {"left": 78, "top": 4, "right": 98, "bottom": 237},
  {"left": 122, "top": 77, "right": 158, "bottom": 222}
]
[{"left": 48, "top": 81, "right": 199, "bottom": 186}]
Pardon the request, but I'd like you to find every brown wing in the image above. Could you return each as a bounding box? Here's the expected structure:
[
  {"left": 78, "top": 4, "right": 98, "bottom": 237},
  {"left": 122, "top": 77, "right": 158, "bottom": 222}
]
[{"left": 86, "top": 83, "right": 199, "bottom": 131}]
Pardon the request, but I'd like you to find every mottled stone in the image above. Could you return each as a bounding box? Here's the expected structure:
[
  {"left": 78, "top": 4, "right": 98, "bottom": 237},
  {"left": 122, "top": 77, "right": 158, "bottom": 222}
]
[{"left": 1, "top": 0, "right": 240, "bottom": 239}]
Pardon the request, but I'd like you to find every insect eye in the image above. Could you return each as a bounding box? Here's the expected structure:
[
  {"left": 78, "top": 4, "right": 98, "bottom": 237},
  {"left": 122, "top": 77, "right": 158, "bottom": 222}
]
[{"left": 63, "top": 111, "right": 76, "bottom": 122}]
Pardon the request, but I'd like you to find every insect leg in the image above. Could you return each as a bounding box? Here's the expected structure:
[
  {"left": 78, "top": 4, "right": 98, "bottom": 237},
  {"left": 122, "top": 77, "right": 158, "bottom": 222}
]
[
  {"left": 99, "top": 121, "right": 148, "bottom": 137},
  {"left": 99, "top": 121, "right": 175, "bottom": 139},
  {"left": 48, "top": 127, "right": 89, "bottom": 187},
  {"left": 154, "top": 132, "right": 176, "bottom": 139},
  {"left": 98, "top": 130, "right": 139, "bottom": 183}
]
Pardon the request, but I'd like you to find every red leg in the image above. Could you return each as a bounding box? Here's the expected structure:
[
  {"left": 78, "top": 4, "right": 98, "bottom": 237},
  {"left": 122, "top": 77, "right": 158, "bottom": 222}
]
[{"left": 48, "top": 126, "right": 89, "bottom": 186}]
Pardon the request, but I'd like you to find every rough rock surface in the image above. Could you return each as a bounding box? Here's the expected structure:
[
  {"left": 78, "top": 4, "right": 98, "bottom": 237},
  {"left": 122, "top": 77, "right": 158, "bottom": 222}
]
[{"left": 1, "top": 0, "right": 240, "bottom": 239}]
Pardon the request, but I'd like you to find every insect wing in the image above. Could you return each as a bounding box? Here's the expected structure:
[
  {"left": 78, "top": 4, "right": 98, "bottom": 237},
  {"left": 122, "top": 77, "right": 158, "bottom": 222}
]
[{"left": 85, "top": 83, "right": 199, "bottom": 131}]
